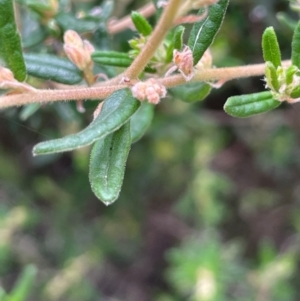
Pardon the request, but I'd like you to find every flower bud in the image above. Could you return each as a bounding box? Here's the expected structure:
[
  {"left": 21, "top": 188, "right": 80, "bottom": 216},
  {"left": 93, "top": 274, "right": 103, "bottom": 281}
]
[
  {"left": 173, "top": 45, "right": 194, "bottom": 81},
  {"left": 131, "top": 78, "right": 167, "bottom": 104},
  {"left": 63, "top": 30, "right": 95, "bottom": 71}
]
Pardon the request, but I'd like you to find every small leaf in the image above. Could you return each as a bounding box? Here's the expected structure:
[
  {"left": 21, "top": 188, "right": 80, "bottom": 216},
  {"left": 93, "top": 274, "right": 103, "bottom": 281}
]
[
  {"left": 169, "top": 82, "right": 211, "bottom": 103},
  {"left": 277, "top": 12, "right": 297, "bottom": 31},
  {"left": 92, "top": 51, "right": 155, "bottom": 72},
  {"left": 92, "top": 51, "right": 133, "bottom": 68},
  {"left": 0, "top": 0, "right": 26, "bottom": 81},
  {"left": 22, "top": 26, "right": 46, "bottom": 49},
  {"left": 292, "top": 20, "right": 300, "bottom": 68},
  {"left": 131, "top": 11, "right": 153, "bottom": 36},
  {"left": 285, "top": 65, "right": 298, "bottom": 85},
  {"left": 262, "top": 27, "right": 281, "bottom": 68},
  {"left": 55, "top": 13, "right": 99, "bottom": 33},
  {"left": 33, "top": 89, "right": 140, "bottom": 155},
  {"left": 188, "top": 0, "right": 229, "bottom": 65},
  {"left": 165, "top": 26, "right": 185, "bottom": 63},
  {"left": 265, "top": 61, "right": 279, "bottom": 91},
  {"left": 19, "top": 103, "right": 40, "bottom": 121},
  {"left": 173, "top": 25, "right": 185, "bottom": 51},
  {"left": 130, "top": 102, "right": 154, "bottom": 143},
  {"left": 24, "top": 53, "right": 83, "bottom": 84},
  {"left": 290, "top": 85, "right": 300, "bottom": 98},
  {"left": 25, "top": 0, "right": 52, "bottom": 16},
  {"left": 89, "top": 122, "right": 131, "bottom": 205},
  {"left": 8, "top": 264, "right": 37, "bottom": 301},
  {"left": 224, "top": 91, "right": 281, "bottom": 118}
]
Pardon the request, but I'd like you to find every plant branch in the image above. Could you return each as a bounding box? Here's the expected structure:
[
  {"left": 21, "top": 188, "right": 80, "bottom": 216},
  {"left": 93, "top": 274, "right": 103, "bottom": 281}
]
[
  {"left": 124, "top": 0, "right": 182, "bottom": 79},
  {"left": 160, "top": 60, "right": 291, "bottom": 87},
  {"left": 0, "top": 60, "right": 291, "bottom": 110},
  {"left": 0, "top": 85, "right": 126, "bottom": 109},
  {"left": 107, "top": 3, "right": 156, "bottom": 35}
]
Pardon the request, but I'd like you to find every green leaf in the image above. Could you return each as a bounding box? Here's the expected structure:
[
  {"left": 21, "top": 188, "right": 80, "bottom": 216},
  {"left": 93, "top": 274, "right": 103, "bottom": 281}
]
[
  {"left": 25, "top": 0, "right": 52, "bottom": 16},
  {"left": 24, "top": 53, "right": 83, "bottom": 84},
  {"left": 173, "top": 25, "right": 185, "bottom": 51},
  {"left": 165, "top": 26, "right": 185, "bottom": 63},
  {"left": 224, "top": 91, "right": 281, "bottom": 118},
  {"left": 130, "top": 102, "right": 154, "bottom": 143},
  {"left": 19, "top": 103, "right": 40, "bottom": 121},
  {"left": 169, "top": 82, "right": 211, "bottom": 103},
  {"left": 92, "top": 51, "right": 155, "bottom": 72},
  {"left": 262, "top": 27, "right": 281, "bottom": 68},
  {"left": 292, "top": 20, "right": 300, "bottom": 68},
  {"left": 89, "top": 122, "right": 131, "bottom": 205},
  {"left": 290, "top": 85, "right": 300, "bottom": 98},
  {"left": 0, "top": 0, "right": 26, "bottom": 81},
  {"left": 33, "top": 89, "right": 140, "bottom": 155},
  {"left": 188, "top": 0, "right": 229, "bottom": 65},
  {"left": 131, "top": 11, "right": 153, "bottom": 36},
  {"left": 55, "top": 13, "right": 99, "bottom": 33},
  {"left": 265, "top": 61, "right": 279, "bottom": 91},
  {"left": 21, "top": 26, "right": 46, "bottom": 49},
  {"left": 285, "top": 65, "right": 298, "bottom": 85},
  {"left": 277, "top": 12, "right": 298, "bottom": 31},
  {"left": 92, "top": 51, "right": 133, "bottom": 68},
  {"left": 8, "top": 264, "right": 37, "bottom": 301}
]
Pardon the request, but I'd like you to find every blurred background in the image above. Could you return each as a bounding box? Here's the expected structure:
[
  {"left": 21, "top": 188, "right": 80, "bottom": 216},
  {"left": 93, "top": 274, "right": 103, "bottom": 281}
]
[{"left": 1, "top": 0, "right": 300, "bottom": 300}]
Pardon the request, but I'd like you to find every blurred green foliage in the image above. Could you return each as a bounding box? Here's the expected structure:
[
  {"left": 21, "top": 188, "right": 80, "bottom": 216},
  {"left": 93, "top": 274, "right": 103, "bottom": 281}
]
[{"left": 1, "top": 0, "right": 300, "bottom": 300}]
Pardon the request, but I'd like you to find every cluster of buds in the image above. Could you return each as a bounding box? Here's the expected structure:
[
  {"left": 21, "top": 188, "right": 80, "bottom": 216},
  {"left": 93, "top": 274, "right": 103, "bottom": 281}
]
[
  {"left": 165, "top": 45, "right": 194, "bottom": 81},
  {"left": 131, "top": 78, "right": 167, "bottom": 104},
  {"left": 128, "top": 35, "right": 148, "bottom": 60},
  {"left": 0, "top": 67, "right": 35, "bottom": 94},
  {"left": 264, "top": 63, "right": 300, "bottom": 103},
  {"left": 63, "top": 30, "right": 95, "bottom": 72}
]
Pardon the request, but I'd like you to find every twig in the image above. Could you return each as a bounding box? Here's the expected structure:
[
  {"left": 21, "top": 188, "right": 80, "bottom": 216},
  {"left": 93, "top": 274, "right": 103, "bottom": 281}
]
[
  {"left": 124, "top": 0, "right": 182, "bottom": 79},
  {"left": 107, "top": 3, "right": 156, "bottom": 35},
  {"left": 1, "top": 61, "right": 291, "bottom": 110}
]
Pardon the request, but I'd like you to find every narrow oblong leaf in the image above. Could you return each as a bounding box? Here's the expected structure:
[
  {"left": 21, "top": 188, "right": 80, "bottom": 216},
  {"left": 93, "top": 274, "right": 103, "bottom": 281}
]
[
  {"left": 262, "top": 27, "right": 281, "bottom": 68},
  {"left": 285, "top": 65, "right": 298, "bottom": 85},
  {"left": 173, "top": 25, "right": 185, "bottom": 51},
  {"left": 55, "top": 13, "right": 99, "bottom": 32},
  {"left": 130, "top": 102, "right": 154, "bottom": 143},
  {"left": 92, "top": 51, "right": 155, "bottom": 72},
  {"left": 19, "top": 103, "right": 40, "bottom": 121},
  {"left": 188, "top": 0, "right": 229, "bottom": 65},
  {"left": 277, "top": 12, "right": 297, "bottom": 31},
  {"left": 166, "top": 26, "right": 185, "bottom": 63},
  {"left": 0, "top": 0, "right": 26, "bottom": 81},
  {"left": 265, "top": 61, "right": 279, "bottom": 91},
  {"left": 92, "top": 51, "right": 133, "bottom": 68},
  {"left": 290, "top": 85, "right": 300, "bottom": 98},
  {"left": 24, "top": 53, "right": 83, "bottom": 84},
  {"left": 169, "top": 82, "right": 211, "bottom": 103},
  {"left": 33, "top": 89, "right": 140, "bottom": 155},
  {"left": 224, "top": 91, "right": 281, "bottom": 118},
  {"left": 291, "top": 20, "right": 300, "bottom": 68},
  {"left": 25, "top": 1, "right": 51, "bottom": 16},
  {"left": 131, "top": 11, "right": 153, "bottom": 36},
  {"left": 8, "top": 264, "right": 37, "bottom": 301},
  {"left": 89, "top": 122, "right": 131, "bottom": 205}
]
